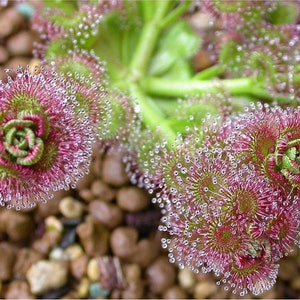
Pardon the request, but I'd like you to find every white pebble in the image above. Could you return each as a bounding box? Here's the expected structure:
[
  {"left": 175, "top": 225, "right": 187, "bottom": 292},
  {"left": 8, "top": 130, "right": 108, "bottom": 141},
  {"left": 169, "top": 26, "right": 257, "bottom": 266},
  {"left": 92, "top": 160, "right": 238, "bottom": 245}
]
[
  {"left": 59, "top": 196, "right": 84, "bottom": 219},
  {"left": 26, "top": 260, "right": 68, "bottom": 295},
  {"left": 178, "top": 267, "right": 196, "bottom": 291}
]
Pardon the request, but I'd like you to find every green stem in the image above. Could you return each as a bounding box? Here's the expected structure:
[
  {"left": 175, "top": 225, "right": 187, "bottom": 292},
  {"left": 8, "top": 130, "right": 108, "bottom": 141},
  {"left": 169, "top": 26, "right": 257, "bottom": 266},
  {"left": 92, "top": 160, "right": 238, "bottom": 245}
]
[
  {"left": 193, "top": 65, "right": 224, "bottom": 80},
  {"left": 129, "top": 1, "right": 171, "bottom": 79},
  {"left": 160, "top": 1, "right": 191, "bottom": 29},
  {"left": 129, "top": 83, "right": 177, "bottom": 146},
  {"left": 248, "top": 87, "right": 298, "bottom": 105},
  {"left": 141, "top": 76, "right": 256, "bottom": 97},
  {"left": 141, "top": 76, "right": 298, "bottom": 105}
]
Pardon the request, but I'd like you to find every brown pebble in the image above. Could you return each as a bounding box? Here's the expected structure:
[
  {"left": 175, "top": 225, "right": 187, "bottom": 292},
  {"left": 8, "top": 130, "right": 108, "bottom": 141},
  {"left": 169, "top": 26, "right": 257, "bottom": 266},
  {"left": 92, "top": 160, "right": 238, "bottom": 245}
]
[
  {"left": 0, "top": 7, "right": 25, "bottom": 38},
  {"left": 78, "top": 188, "right": 94, "bottom": 202},
  {"left": 123, "top": 263, "right": 142, "bottom": 284},
  {"left": 0, "top": 45, "right": 9, "bottom": 64},
  {"left": 146, "top": 256, "right": 177, "bottom": 295},
  {"left": 89, "top": 200, "right": 124, "bottom": 229},
  {"left": 3, "top": 56, "right": 31, "bottom": 74},
  {"left": 121, "top": 264, "right": 144, "bottom": 299},
  {"left": 0, "top": 209, "right": 34, "bottom": 241},
  {"left": 101, "top": 149, "right": 130, "bottom": 187},
  {"left": 162, "top": 285, "right": 188, "bottom": 299},
  {"left": 116, "top": 186, "right": 149, "bottom": 212},
  {"left": 4, "top": 280, "right": 36, "bottom": 299},
  {"left": 110, "top": 227, "right": 138, "bottom": 259},
  {"left": 291, "top": 276, "right": 300, "bottom": 290},
  {"left": 0, "top": 242, "right": 16, "bottom": 281},
  {"left": 76, "top": 220, "right": 110, "bottom": 256},
  {"left": 121, "top": 283, "right": 145, "bottom": 299},
  {"left": 36, "top": 190, "right": 70, "bottom": 219},
  {"left": 13, "top": 248, "right": 44, "bottom": 280},
  {"left": 70, "top": 254, "right": 88, "bottom": 280},
  {"left": 193, "top": 280, "right": 218, "bottom": 299},
  {"left": 75, "top": 163, "right": 95, "bottom": 190},
  {"left": 32, "top": 230, "right": 62, "bottom": 255},
  {"left": 132, "top": 237, "right": 161, "bottom": 268},
  {"left": 6, "top": 30, "right": 36, "bottom": 56},
  {"left": 90, "top": 179, "right": 116, "bottom": 202},
  {"left": 92, "top": 150, "right": 103, "bottom": 177},
  {"left": 193, "top": 49, "right": 214, "bottom": 71},
  {"left": 278, "top": 258, "right": 298, "bottom": 281}
]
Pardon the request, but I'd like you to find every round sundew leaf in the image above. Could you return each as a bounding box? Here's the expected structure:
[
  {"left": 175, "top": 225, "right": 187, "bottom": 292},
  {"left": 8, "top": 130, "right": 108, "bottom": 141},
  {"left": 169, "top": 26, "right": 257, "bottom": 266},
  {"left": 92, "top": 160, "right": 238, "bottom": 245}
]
[
  {"left": 45, "top": 36, "right": 75, "bottom": 61},
  {"left": 0, "top": 68, "right": 94, "bottom": 209},
  {"left": 6, "top": 93, "right": 43, "bottom": 114},
  {"left": 48, "top": 12, "right": 86, "bottom": 30},
  {"left": 224, "top": 246, "right": 279, "bottom": 296},
  {"left": 212, "top": 0, "right": 246, "bottom": 13}
]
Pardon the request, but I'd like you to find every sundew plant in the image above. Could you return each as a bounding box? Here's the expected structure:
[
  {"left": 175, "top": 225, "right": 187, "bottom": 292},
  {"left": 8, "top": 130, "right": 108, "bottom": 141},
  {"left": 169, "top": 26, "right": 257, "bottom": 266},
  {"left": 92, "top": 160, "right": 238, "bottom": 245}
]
[{"left": 1, "top": 0, "right": 300, "bottom": 296}]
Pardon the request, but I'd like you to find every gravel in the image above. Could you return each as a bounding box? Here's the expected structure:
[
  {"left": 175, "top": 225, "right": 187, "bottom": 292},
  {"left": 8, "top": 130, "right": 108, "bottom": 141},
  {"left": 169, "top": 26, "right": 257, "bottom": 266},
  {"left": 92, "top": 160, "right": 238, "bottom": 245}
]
[{"left": 0, "top": 2, "right": 300, "bottom": 299}]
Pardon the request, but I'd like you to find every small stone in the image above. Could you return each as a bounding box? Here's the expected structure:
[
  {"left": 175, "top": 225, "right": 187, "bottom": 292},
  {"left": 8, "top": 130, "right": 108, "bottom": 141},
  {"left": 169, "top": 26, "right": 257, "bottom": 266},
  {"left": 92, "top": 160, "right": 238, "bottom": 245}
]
[
  {"left": 77, "top": 277, "right": 90, "bottom": 299},
  {"left": 0, "top": 209, "right": 34, "bottom": 241},
  {"left": 146, "top": 256, "right": 176, "bottom": 295},
  {"left": 26, "top": 260, "right": 68, "bottom": 295},
  {"left": 90, "top": 179, "right": 116, "bottom": 202},
  {"left": 70, "top": 254, "right": 88, "bottom": 280},
  {"left": 61, "top": 218, "right": 82, "bottom": 227},
  {"left": 92, "top": 152, "right": 103, "bottom": 177},
  {"left": 76, "top": 163, "right": 95, "bottom": 190},
  {"left": 28, "top": 58, "right": 41, "bottom": 75},
  {"left": 40, "top": 285, "right": 72, "bottom": 299},
  {"left": 101, "top": 149, "right": 130, "bottom": 187},
  {"left": 162, "top": 285, "right": 188, "bottom": 299},
  {"left": 89, "top": 282, "right": 110, "bottom": 299},
  {"left": 0, "top": 7, "right": 25, "bottom": 38},
  {"left": 89, "top": 200, "right": 123, "bottom": 229},
  {"left": 65, "top": 244, "right": 84, "bottom": 260},
  {"left": 278, "top": 259, "right": 298, "bottom": 281},
  {"left": 59, "top": 196, "right": 84, "bottom": 219},
  {"left": 0, "top": 242, "right": 15, "bottom": 281},
  {"left": 32, "top": 230, "right": 62, "bottom": 255},
  {"left": 132, "top": 237, "right": 161, "bottom": 268},
  {"left": 49, "top": 247, "right": 69, "bottom": 261},
  {"left": 291, "top": 276, "right": 300, "bottom": 290},
  {"left": 193, "top": 280, "right": 218, "bottom": 299},
  {"left": 60, "top": 228, "right": 77, "bottom": 249},
  {"left": 98, "top": 256, "right": 126, "bottom": 290},
  {"left": 178, "top": 267, "right": 196, "bottom": 292},
  {"left": 37, "top": 190, "right": 69, "bottom": 218},
  {"left": 125, "top": 209, "right": 161, "bottom": 237},
  {"left": 0, "top": 45, "right": 9, "bottom": 64},
  {"left": 44, "top": 216, "right": 63, "bottom": 233},
  {"left": 121, "top": 283, "right": 144, "bottom": 299},
  {"left": 121, "top": 263, "right": 145, "bottom": 298},
  {"left": 116, "top": 186, "right": 149, "bottom": 213},
  {"left": 13, "top": 248, "right": 44, "bottom": 280},
  {"left": 123, "top": 263, "right": 142, "bottom": 284},
  {"left": 87, "top": 258, "right": 100, "bottom": 282},
  {"left": 6, "top": 30, "right": 37, "bottom": 56},
  {"left": 193, "top": 49, "right": 214, "bottom": 71},
  {"left": 188, "top": 12, "right": 214, "bottom": 30},
  {"left": 4, "top": 280, "right": 36, "bottom": 299},
  {"left": 78, "top": 188, "right": 94, "bottom": 202},
  {"left": 3, "top": 56, "right": 31, "bottom": 75},
  {"left": 77, "top": 220, "right": 110, "bottom": 256},
  {"left": 110, "top": 227, "right": 138, "bottom": 259}
]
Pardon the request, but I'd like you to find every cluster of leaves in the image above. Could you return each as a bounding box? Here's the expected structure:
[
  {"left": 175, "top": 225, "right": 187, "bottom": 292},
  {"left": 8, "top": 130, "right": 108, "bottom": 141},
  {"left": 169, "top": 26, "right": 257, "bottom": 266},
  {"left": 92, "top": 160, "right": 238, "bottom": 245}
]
[
  {"left": 157, "top": 102, "right": 300, "bottom": 295},
  {"left": 1, "top": 0, "right": 300, "bottom": 296}
]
